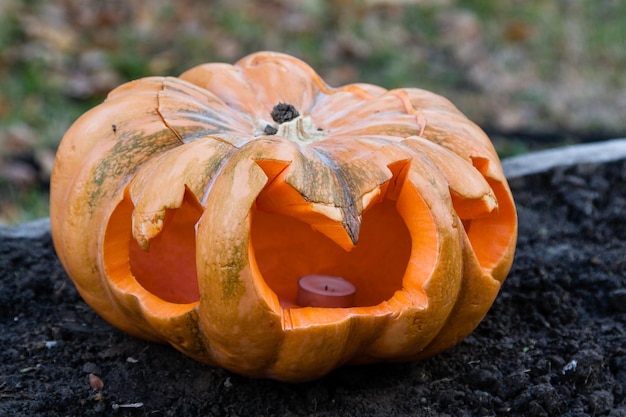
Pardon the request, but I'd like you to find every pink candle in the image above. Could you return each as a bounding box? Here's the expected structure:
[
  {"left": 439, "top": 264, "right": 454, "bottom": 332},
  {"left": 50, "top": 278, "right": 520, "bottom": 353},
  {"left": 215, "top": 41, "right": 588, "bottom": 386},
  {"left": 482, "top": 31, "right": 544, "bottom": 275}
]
[{"left": 296, "top": 274, "right": 356, "bottom": 308}]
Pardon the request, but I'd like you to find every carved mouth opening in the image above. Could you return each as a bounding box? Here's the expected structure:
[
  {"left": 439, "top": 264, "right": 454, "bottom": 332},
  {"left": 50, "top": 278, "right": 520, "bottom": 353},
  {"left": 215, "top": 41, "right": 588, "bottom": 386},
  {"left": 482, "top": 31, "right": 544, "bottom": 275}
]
[
  {"left": 250, "top": 199, "right": 412, "bottom": 308},
  {"left": 250, "top": 160, "right": 436, "bottom": 309},
  {"left": 104, "top": 190, "right": 202, "bottom": 308}
]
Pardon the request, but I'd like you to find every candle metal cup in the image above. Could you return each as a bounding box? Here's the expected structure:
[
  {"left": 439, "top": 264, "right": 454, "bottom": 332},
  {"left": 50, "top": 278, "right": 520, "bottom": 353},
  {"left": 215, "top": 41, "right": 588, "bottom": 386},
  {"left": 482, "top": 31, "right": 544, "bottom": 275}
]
[{"left": 296, "top": 274, "right": 356, "bottom": 308}]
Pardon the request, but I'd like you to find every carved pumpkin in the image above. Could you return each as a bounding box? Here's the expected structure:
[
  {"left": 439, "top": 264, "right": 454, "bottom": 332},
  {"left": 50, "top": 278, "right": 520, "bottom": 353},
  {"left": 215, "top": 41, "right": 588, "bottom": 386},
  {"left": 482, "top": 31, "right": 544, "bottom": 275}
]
[{"left": 50, "top": 51, "right": 517, "bottom": 382}]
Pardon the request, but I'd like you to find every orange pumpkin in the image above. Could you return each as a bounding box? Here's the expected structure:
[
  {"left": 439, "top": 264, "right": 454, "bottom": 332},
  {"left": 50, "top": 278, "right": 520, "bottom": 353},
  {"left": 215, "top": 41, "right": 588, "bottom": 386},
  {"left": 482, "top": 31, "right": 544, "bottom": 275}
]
[{"left": 50, "top": 51, "right": 517, "bottom": 382}]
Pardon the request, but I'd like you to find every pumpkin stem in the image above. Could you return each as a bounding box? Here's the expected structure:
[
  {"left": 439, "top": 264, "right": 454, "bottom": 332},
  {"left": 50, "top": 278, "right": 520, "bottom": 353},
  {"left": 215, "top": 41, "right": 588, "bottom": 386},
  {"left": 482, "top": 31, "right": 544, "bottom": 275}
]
[
  {"left": 262, "top": 103, "right": 326, "bottom": 143},
  {"left": 271, "top": 103, "right": 300, "bottom": 124}
]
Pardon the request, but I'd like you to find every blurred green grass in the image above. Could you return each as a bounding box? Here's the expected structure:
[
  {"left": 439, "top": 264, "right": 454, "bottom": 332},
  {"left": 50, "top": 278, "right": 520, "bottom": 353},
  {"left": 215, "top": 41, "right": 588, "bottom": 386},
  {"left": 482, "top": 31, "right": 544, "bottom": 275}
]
[{"left": 1, "top": 0, "right": 625, "bottom": 224}]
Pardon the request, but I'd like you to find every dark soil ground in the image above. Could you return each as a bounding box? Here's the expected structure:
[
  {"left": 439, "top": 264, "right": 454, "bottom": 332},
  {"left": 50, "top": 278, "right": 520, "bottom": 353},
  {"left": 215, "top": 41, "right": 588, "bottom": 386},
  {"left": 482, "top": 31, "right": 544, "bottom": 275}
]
[{"left": 1, "top": 156, "right": 626, "bottom": 417}]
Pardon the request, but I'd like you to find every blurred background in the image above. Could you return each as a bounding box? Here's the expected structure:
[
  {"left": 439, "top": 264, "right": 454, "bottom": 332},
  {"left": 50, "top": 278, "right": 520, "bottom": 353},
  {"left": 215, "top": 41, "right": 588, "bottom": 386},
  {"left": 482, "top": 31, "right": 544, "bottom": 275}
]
[{"left": 1, "top": 0, "right": 625, "bottom": 224}]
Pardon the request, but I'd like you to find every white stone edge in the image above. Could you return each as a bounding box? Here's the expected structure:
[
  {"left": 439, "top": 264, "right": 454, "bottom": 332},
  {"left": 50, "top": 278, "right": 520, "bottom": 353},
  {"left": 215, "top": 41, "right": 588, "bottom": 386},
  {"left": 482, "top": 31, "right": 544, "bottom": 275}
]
[
  {"left": 502, "top": 137, "right": 626, "bottom": 179},
  {"left": 2, "top": 138, "right": 626, "bottom": 239},
  {"left": 0, "top": 217, "right": 51, "bottom": 239}
]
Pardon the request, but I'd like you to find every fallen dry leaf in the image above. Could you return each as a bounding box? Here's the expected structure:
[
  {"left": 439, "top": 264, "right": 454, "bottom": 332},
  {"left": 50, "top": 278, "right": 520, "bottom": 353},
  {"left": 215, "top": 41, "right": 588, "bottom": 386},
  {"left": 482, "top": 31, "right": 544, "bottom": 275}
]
[{"left": 88, "top": 373, "right": 104, "bottom": 390}]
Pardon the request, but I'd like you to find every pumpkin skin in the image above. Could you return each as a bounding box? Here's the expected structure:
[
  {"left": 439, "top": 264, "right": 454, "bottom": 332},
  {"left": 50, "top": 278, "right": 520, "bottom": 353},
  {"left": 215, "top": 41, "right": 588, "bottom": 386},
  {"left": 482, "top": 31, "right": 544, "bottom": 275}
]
[{"left": 50, "top": 51, "right": 517, "bottom": 382}]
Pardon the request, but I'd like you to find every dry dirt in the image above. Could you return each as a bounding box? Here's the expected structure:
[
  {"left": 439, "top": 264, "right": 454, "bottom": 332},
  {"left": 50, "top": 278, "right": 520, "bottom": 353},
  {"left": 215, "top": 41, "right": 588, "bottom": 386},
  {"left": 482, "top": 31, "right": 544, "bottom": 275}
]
[{"left": 1, "top": 155, "right": 625, "bottom": 416}]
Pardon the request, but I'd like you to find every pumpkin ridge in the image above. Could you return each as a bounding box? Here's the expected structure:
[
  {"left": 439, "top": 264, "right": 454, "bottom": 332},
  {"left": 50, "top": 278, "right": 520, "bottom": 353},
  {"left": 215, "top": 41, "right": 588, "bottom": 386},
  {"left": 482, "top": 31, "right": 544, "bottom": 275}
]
[
  {"left": 244, "top": 51, "right": 330, "bottom": 95},
  {"left": 318, "top": 91, "right": 426, "bottom": 138},
  {"left": 309, "top": 85, "right": 385, "bottom": 128},
  {"left": 387, "top": 89, "right": 427, "bottom": 136},
  {"left": 198, "top": 145, "right": 246, "bottom": 206}
]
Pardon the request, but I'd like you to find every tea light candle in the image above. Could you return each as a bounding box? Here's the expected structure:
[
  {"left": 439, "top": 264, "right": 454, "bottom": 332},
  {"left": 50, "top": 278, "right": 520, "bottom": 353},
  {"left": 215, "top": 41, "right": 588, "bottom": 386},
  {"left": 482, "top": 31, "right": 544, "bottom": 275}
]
[{"left": 296, "top": 274, "right": 356, "bottom": 308}]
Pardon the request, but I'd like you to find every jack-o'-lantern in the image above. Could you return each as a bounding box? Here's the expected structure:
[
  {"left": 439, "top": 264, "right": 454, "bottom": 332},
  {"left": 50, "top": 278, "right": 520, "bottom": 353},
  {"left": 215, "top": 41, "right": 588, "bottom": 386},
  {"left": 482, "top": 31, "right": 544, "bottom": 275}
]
[{"left": 50, "top": 51, "right": 517, "bottom": 382}]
